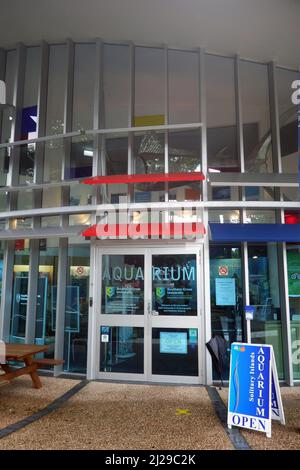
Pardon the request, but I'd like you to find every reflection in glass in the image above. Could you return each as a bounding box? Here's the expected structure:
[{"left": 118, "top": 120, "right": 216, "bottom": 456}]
[
  {"left": 168, "top": 130, "right": 202, "bottom": 201},
  {"left": 210, "top": 244, "right": 243, "bottom": 379},
  {"left": 102, "top": 134, "right": 128, "bottom": 204},
  {"left": 0, "top": 242, "right": 4, "bottom": 304},
  {"left": 248, "top": 243, "right": 284, "bottom": 378},
  {"left": 63, "top": 243, "right": 90, "bottom": 373},
  {"left": 100, "top": 326, "right": 144, "bottom": 374},
  {"left": 208, "top": 210, "right": 240, "bottom": 224},
  {"left": 152, "top": 328, "right": 198, "bottom": 376},
  {"left": 152, "top": 255, "right": 197, "bottom": 316},
  {"left": 133, "top": 131, "right": 165, "bottom": 203},
  {"left": 240, "top": 61, "right": 273, "bottom": 173},
  {"left": 168, "top": 50, "right": 200, "bottom": 124},
  {"left": 206, "top": 55, "right": 238, "bottom": 172},
  {"left": 43, "top": 45, "right": 67, "bottom": 182},
  {"left": 10, "top": 240, "right": 30, "bottom": 342},
  {"left": 35, "top": 239, "right": 59, "bottom": 361},
  {"left": 104, "top": 44, "right": 130, "bottom": 128},
  {"left": 276, "top": 68, "right": 299, "bottom": 176},
  {"left": 101, "top": 255, "right": 144, "bottom": 315},
  {"left": 19, "top": 47, "right": 41, "bottom": 185},
  {"left": 134, "top": 47, "right": 165, "bottom": 126},
  {"left": 245, "top": 210, "right": 276, "bottom": 224},
  {"left": 286, "top": 243, "right": 300, "bottom": 380}
]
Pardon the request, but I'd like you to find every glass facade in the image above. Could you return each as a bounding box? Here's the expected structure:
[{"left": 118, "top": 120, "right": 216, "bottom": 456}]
[
  {"left": 64, "top": 242, "right": 90, "bottom": 373},
  {"left": 0, "top": 40, "right": 298, "bottom": 384}
]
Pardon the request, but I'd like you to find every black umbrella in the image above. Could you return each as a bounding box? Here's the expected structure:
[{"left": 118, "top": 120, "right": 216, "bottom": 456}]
[{"left": 206, "top": 335, "right": 228, "bottom": 388}]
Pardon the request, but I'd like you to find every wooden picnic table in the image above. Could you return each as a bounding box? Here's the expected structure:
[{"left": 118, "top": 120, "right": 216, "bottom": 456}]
[{"left": 0, "top": 343, "right": 49, "bottom": 389}]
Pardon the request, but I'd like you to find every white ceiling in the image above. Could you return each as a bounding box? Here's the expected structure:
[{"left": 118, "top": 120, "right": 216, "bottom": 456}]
[{"left": 0, "top": 0, "right": 299, "bottom": 68}]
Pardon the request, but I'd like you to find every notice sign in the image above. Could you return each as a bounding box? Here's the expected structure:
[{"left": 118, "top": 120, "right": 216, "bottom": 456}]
[
  {"left": 228, "top": 343, "right": 285, "bottom": 438},
  {"left": 215, "top": 278, "right": 236, "bottom": 306},
  {"left": 160, "top": 332, "right": 188, "bottom": 354}
]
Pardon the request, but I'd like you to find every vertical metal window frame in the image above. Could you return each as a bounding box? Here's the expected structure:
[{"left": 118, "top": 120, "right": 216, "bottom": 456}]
[
  {"left": 200, "top": 48, "right": 212, "bottom": 384},
  {"left": 86, "top": 39, "right": 103, "bottom": 379},
  {"left": 93, "top": 39, "right": 103, "bottom": 211},
  {"left": 164, "top": 46, "right": 169, "bottom": 206},
  {"left": 127, "top": 42, "right": 135, "bottom": 207},
  {"left": 269, "top": 62, "right": 293, "bottom": 384},
  {"left": 54, "top": 237, "right": 68, "bottom": 375},
  {"left": 0, "top": 47, "right": 5, "bottom": 142}
]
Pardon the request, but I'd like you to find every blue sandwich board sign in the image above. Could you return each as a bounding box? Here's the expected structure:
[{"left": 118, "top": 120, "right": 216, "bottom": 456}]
[{"left": 227, "top": 343, "right": 285, "bottom": 438}]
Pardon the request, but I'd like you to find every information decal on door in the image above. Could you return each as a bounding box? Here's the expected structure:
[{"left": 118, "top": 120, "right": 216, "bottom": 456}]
[
  {"left": 160, "top": 332, "right": 188, "bottom": 354},
  {"left": 152, "top": 255, "right": 197, "bottom": 316}
]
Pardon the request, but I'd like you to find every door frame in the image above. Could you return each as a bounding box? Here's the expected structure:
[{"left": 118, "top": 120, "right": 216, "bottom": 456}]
[{"left": 87, "top": 241, "right": 205, "bottom": 384}]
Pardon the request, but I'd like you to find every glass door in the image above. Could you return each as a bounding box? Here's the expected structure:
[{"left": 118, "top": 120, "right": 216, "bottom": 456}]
[
  {"left": 148, "top": 248, "right": 203, "bottom": 384},
  {"left": 96, "top": 246, "right": 203, "bottom": 383},
  {"left": 97, "top": 248, "right": 148, "bottom": 381}
]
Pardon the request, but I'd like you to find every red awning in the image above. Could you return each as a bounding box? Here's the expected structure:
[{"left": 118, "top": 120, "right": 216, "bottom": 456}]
[
  {"left": 81, "top": 222, "right": 206, "bottom": 239},
  {"left": 82, "top": 172, "right": 205, "bottom": 185}
]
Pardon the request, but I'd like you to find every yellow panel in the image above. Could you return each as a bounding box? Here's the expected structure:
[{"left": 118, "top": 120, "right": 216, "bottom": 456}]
[{"left": 133, "top": 114, "right": 165, "bottom": 127}]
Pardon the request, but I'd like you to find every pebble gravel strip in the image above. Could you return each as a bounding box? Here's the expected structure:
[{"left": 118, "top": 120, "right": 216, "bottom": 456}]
[
  {"left": 206, "top": 386, "right": 251, "bottom": 450},
  {"left": 0, "top": 380, "right": 88, "bottom": 440}
]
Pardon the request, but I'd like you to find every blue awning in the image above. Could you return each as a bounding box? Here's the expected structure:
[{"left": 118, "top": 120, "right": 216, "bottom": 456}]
[{"left": 209, "top": 223, "right": 300, "bottom": 242}]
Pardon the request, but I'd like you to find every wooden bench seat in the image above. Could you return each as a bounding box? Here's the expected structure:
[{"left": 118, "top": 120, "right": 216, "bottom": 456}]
[{"left": 32, "top": 358, "right": 64, "bottom": 367}]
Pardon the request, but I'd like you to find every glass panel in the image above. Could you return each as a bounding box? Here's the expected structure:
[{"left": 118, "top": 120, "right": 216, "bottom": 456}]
[
  {"left": 10, "top": 218, "right": 33, "bottom": 230},
  {"left": 35, "top": 238, "right": 59, "bottom": 361},
  {"left": 72, "top": 44, "right": 95, "bottom": 131},
  {"left": 102, "top": 134, "right": 128, "bottom": 204},
  {"left": 70, "top": 184, "right": 92, "bottom": 206},
  {"left": 168, "top": 50, "right": 200, "bottom": 124},
  {"left": 43, "top": 45, "right": 67, "bottom": 182},
  {"left": 63, "top": 243, "right": 90, "bottom": 373},
  {"left": 69, "top": 214, "right": 91, "bottom": 226},
  {"left": 240, "top": 61, "right": 273, "bottom": 173},
  {"left": 42, "top": 187, "right": 62, "bottom": 208},
  {"left": 206, "top": 55, "right": 238, "bottom": 172},
  {"left": 10, "top": 240, "right": 30, "bottom": 342},
  {"left": 276, "top": 68, "right": 299, "bottom": 175},
  {"left": 152, "top": 328, "right": 198, "bottom": 376},
  {"left": 245, "top": 210, "right": 276, "bottom": 224},
  {"left": 67, "top": 135, "right": 93, "bottom": 179},
  {"left": 41, "top": 216, "right": 60, "bottom": 228},
  {"left": 133, "top": 131, "right": 165, "bottom": 203},
  {"left": 210, "top": 244, "right": 243, "bottom": 379},
  {"left": 101, "top": 255, "right": 144, "bottom": 315},
  {"left": 208, "top": 209, "right": 240, "bottom": 224},
  {"left": 1, "top": 50, "right": 16, "bottom": 145},
  {"left": 18, "top": 47, "right": 41, "bottom": 185},
  {"left": 104, "top": 44, "right": 130, "bottom": 128},
  {"left": 17, "top": 191, "right": 33, "bottom": 210},
  {"left": 248, "top": 243, "right": 284, "bottom": 379},
  {"left": 245, "top": 186, "right": 275, "bottom": 202},
  {"left": 68, "top": 44, "right": 95, "bottom": 179},
  {"left": 134, "top": 47, "right": 165, "bottom": 126},
  {"left": 152, "top": 254, "right": 197, "bottom": 316},
  {"left": 168, "top": 129, "right": 202, "bottom": 201},
  {"left": 100, "top": 326, "right": 144, "bottom": 373},
  {"left": 286, "top": 243, "right": 300, "bottom": 380},
  {"left": 209, "top": 186, "right": 240, "bottom": 201},
  {"left": 1, "top": 51, "right": 16, "bottom": 186}
]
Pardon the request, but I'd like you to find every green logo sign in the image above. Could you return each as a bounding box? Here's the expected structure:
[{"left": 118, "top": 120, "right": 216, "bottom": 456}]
[
  {"left": 106, "top": 287, "right": 116, "bottom": 298},
  {"left": 156, "top": 287, "right": 166, "bottom": 299}
]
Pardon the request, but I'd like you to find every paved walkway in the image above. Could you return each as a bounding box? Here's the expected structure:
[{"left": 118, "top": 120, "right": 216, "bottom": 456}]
[{"left": 0, "top": 377, "right": 299, "bottom": 450}]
